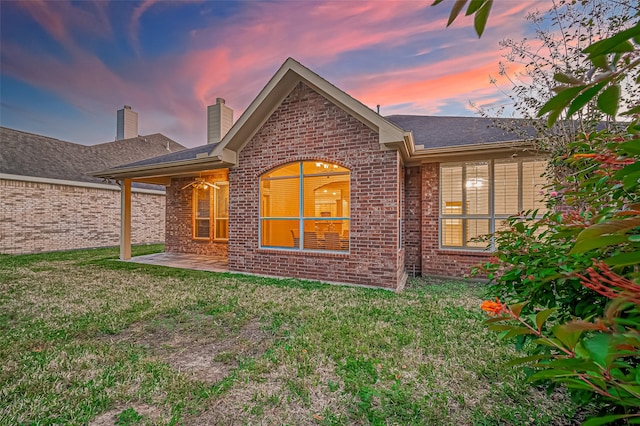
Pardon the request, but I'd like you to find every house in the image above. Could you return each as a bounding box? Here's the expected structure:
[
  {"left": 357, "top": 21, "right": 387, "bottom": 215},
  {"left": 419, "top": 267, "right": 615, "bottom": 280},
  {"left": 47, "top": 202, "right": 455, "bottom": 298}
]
[
  {"left": 94, "top": 58, "right": 547, "bottom": 290},
  {"left": 0, "top": 119, "right": 186, "bottom": 254}
]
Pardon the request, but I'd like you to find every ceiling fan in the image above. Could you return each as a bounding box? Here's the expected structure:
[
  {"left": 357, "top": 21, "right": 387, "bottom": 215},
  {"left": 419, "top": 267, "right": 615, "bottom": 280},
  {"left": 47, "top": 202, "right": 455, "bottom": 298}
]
[{"left": 181, "top": 177, "right": 220, "bottom": 191}]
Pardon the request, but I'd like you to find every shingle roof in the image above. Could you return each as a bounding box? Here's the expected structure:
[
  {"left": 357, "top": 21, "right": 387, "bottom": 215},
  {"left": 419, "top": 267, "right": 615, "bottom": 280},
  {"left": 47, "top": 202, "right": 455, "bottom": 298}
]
[
  {"left": 0, "top": 127, "right": 186, "bottom": 188},
  {"left": 106, "top": 115, "right": 536, "bottom": 172},
  {"left": 385, "top": 115, "right": 536, "bottom": 149}
]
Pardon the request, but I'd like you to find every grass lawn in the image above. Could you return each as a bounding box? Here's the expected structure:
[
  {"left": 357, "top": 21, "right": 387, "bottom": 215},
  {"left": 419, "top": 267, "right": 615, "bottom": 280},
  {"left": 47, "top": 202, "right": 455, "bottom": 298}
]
[{"left": 1, "top": 245, "right": 584, "bottom": 425}]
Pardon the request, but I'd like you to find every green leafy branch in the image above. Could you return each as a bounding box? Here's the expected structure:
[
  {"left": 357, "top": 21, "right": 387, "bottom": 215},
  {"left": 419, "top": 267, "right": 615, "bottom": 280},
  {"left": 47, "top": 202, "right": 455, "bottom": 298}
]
[
  {"left": 431, "top": 0, "right": 493, "bottom": 37},
  {"left": 538, "top": 24, "right": 640, "bottom": 126},
  {"left": 483, "top": 298, "right": 640, "bottom": 424}
]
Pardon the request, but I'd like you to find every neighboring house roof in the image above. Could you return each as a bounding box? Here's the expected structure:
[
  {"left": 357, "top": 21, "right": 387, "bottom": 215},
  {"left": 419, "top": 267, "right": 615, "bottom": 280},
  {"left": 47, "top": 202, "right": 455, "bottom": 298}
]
[
  {"left": 386, "top": 115, "right": 536, "bottom": 149},
  {"left": 0, "top": 127, "right": 185, "bottom": 188}
]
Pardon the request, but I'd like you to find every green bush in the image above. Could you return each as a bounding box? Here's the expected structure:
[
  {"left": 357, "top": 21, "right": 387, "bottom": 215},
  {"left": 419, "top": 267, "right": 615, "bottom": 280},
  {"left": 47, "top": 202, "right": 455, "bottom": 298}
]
[{"left": 435, "top": 2, "right": 640, "bottom": 422}]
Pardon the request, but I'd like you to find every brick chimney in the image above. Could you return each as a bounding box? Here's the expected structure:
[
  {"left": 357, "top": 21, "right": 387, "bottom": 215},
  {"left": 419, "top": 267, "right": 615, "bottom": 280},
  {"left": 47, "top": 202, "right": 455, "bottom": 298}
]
[
  {"left": 207, "top": 98, "right": 233, "bottom": 144},
  {"left": 116, "top": 105, "right": 138, "bottom": 140}
]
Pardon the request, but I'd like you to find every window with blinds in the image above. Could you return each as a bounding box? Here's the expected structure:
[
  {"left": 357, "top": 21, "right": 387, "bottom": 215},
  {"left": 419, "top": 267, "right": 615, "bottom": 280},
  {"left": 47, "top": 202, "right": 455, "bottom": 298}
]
[
  {"left": 214, "top": 182, "right": 229, "bottom": 240},
  {"left": 192, "top": 181, "right": 229, "bottom": 241},
  {"left": 440, "top": 159, "right": 547, "bottom": 249},
  {"left": 260, "top": 161, "right": 350, "bottom": 252}
]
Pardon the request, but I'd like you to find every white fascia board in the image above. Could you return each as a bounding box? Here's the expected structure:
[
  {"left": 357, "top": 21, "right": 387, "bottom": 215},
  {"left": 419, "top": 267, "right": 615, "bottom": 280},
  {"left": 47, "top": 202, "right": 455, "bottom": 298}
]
[
  {"left": 414, "top": 139, "right": 536, "bottom": 155},
  {"left": 92, "top": 156, "right": 228, "bottom": 180},
  {"left": 405, "top": 140, "right": 542, "bottom": 164},
  {"left": 218, "top": 148, "right": 237, "bottom": 164}
]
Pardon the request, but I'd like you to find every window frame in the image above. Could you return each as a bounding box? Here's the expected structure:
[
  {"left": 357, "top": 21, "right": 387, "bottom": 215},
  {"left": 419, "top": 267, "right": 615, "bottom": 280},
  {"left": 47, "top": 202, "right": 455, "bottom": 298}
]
[
  {"left": 192, "top": 186, "right": 212, "bottom": 241},
  {"left": 213, "top": 182, "right": 229, "bottom": 241},
  {"left": 438, "top": 158, "right": 547, "bottom": 251},
  {"left": 259, "top": 160, "right": 351, "bottom": 253},
  {"left": 191, "top": 181, "right": 229, "bottom": 242}
]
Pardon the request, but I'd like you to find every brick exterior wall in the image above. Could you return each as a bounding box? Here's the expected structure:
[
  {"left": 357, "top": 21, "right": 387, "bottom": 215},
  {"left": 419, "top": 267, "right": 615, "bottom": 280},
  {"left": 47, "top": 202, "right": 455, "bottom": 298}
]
[
  {"left": 0, "top": 178, "right": 165, "bottom": 254},
  {"left": 226, "top": 82, "right": 405, "bottom": 289},
  {"left": 165, "top": 172, "right": 229, "bottom": 257},
  {"left": 404, "top": 166, "right": 422, "bottom": 275},
  {"left": 420, "top": 163, "right": 490, "bottom": 277}
]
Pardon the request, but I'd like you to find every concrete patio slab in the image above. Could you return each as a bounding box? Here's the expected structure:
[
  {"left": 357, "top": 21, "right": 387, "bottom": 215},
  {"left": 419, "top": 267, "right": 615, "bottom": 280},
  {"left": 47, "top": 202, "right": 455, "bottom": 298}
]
[{"left": 125, "top": 252, "right": 228, "bottom": 273}]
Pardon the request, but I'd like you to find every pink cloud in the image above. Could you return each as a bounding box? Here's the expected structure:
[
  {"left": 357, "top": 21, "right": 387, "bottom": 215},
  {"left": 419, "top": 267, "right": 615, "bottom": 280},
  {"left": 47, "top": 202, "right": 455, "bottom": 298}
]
[
  {"left": 444, "top": 0, "right": 542, "bottom": 33},
  {"left": 175, "top": 1, "right": 455, "bottom": 111},
  {"left": 129, "top": 0, "right": 158, "bottom": 56},
  {"left": 2, "top": 42, "right": 134, "bottom": 112},
  {"left": 350, "top": 61, "right": 528, "bottom": 116},
  {"left": 128, "top": 0, "right": 205, "bottom": 56},
  {"left": 15, "top": 0, "right": 111, "bottom": 47},
  {"left": 18, "top": 0, "right": 69, "bottom": 45},
  {"left": 4, "top": 0, "right": 545, "bottom": 146}
]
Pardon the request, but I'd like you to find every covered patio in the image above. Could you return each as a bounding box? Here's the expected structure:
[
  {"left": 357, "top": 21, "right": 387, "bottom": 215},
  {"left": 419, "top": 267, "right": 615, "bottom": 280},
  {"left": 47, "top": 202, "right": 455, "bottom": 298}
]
[{"left": 123, "top": 252, "right": 229, "bottom": 273}]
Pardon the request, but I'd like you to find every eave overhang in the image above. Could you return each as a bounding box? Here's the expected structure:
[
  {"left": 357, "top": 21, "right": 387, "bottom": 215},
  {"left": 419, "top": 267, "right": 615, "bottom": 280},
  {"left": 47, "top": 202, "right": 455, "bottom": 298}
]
[
  {"left": 91, "top": 153, "right": 233, "bottom": 182},
  {"left": 403, "top": 139, "right": 541, "bottom": 165}
]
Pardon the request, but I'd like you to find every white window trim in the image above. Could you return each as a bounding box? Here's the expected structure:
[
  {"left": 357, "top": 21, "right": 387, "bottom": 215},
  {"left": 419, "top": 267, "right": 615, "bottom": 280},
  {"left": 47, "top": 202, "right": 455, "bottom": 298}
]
[
  {"left": 259, "top": 161, "right": 351, "bottom": 253},
  {"left": 192, "top": 181, "right": 229, "bottom": 242},
  {"left": 214, "top": 182, "right": 229, "bottom": 241},
  {"left": 193, "top": 186, "right": 212, "bottom": 241},
  {"left": 438, "top": 158, "right": 547, "bottom": 252}
]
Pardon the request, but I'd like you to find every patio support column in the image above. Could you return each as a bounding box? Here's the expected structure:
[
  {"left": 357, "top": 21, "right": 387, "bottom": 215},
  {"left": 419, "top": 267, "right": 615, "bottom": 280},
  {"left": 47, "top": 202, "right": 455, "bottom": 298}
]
[{"left": 120, "top": 178, "right": 132, "bottom": 260}]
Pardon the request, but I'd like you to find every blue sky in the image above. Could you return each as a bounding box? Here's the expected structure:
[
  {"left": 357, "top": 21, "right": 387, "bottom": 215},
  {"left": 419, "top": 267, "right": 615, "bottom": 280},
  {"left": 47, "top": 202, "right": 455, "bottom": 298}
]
[{"left": 0, "top": 0, "right": 547, "bottom": 148}]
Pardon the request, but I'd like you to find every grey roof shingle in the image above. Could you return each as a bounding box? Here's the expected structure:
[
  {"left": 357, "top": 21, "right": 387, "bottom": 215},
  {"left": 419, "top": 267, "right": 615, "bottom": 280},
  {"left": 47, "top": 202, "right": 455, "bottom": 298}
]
[
  {"left": 0, "top": 127, "right": 186, "bottom": 188},
  {"left": 108, "top": 116, "right": 536, "bottom": 171},
  {"left": 92, "top": 115, "right": 540, "bottom": 173},
  {"left": 385, "top": 115, "right": 536, "bottom": 149}
]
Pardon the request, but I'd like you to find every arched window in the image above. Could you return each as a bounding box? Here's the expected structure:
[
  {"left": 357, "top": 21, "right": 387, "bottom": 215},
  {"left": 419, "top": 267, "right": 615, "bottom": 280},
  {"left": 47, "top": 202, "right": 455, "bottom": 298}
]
[{"left": 260, "top": 160, "right": 350, "bottom": 252}]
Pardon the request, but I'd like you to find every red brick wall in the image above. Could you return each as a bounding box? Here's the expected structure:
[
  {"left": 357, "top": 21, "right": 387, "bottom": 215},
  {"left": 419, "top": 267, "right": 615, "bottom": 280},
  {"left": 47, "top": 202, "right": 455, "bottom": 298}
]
[
  {"left": 0, "top": 178, "right": 165, "bottom": 254},
  {"left": 228, "top": 82, "right": 404, "bottom": 289},
  {"left": 404, "top": 166, "right": 422, "bottom": 275},
  {"left": 165, "top": 173, "right": 229, "bottom": 257},
  {"left": 420, "top": 163, "right": 490, "bottom": 277},
  {"left": 396, "top": 158, "right": 407, "bottom": 290}
]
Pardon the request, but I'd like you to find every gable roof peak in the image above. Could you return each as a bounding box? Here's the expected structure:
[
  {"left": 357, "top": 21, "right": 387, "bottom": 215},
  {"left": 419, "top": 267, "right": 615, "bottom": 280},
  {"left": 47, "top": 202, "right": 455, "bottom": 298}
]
[{"left": 211, "top": 57, "right": 407, "bottom": 157}]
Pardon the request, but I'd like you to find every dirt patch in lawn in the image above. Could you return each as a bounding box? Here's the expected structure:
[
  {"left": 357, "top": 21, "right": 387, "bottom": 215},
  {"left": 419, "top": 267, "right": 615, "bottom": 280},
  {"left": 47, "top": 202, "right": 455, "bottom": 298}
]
[
  {"left": 105, "top": 312, "right": 274, "bottom": 385},
  {"left": 89, "top": 403, "right": 166, "bottom": 425},
  {"left": 188, "top": 359, "right": 351, "bottom": 425}
]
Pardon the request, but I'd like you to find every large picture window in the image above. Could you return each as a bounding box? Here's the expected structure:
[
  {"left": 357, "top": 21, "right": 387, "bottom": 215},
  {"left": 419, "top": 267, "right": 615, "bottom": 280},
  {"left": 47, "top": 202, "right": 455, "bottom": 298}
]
[
  {"left": 260, "top": 161, "right": 350, "bottom": 252},
  {"left": 192, "top": 181, "right": 229, "bottom": 241},
  {"left": 440, "top": 159, "right": 547, "bottom": 250}
]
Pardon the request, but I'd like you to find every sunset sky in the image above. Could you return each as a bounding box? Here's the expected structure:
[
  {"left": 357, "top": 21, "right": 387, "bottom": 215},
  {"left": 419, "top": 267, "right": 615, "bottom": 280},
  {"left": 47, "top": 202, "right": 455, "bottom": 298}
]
[{"left": 0, "top": 0, "right": 550, "bottom": 148}]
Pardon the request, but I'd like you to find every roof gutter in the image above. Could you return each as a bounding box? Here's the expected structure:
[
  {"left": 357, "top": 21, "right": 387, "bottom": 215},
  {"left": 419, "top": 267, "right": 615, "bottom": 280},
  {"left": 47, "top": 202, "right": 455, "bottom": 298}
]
[{"left": 406, "top": 139, "right": 540, "bottom": 164}]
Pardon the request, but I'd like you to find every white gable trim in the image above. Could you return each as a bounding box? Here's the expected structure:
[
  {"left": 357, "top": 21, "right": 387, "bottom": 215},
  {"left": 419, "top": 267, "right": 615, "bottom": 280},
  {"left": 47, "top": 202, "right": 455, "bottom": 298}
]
[{"left": 210, "top": 58, "right": 408, "bottom": 159}]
